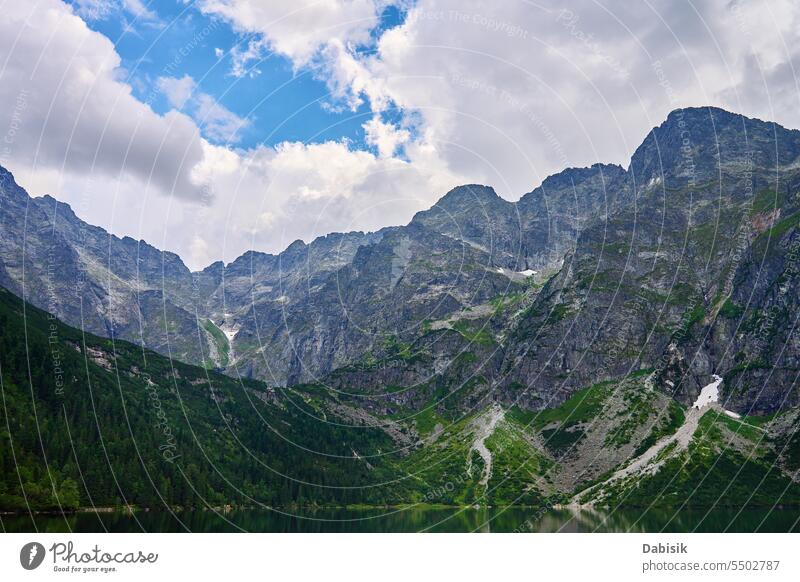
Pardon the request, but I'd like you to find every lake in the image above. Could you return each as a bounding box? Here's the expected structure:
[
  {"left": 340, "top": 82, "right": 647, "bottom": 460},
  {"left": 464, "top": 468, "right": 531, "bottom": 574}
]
[{"left": 3, "top": 506, "right": 799, "bottom": 533}]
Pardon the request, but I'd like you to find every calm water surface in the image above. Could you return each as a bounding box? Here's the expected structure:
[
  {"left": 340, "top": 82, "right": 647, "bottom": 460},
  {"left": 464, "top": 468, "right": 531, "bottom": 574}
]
[{"left": 3, "top": 507, "right": 799, "bottom": 533}]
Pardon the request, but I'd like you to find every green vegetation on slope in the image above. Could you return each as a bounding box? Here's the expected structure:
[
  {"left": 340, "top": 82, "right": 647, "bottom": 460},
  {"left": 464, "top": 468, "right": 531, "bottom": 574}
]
[
  {"left": 515, "top": 380, "right": 612, "bottom": 431},
  {"left": 398, "top": 412, "right": 553, "bottom": 506},
  {"left": 201, "top": 319, "right": 230, "bottom": 368},
  {"left": 484, "top": 419, "right": 556, "bottom": 505},
  {"left": 0, "top": 287, "right": 413, "bottom": 512},
  {"left": 632, "top": 399, "right": 685, "bottom": 457},
  {"left": 588, "top": 411, "right": 800, "bottom": 508}
]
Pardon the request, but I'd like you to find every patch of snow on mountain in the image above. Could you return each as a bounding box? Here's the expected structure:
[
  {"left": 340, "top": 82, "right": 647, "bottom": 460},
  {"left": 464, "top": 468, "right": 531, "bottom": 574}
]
[{"left": 692, "top": 374, "right": 723, "bottom": 409}]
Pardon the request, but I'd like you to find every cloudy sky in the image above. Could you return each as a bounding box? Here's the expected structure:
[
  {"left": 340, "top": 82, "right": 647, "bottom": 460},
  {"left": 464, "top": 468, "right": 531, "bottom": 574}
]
[{"left": 1, "top": 0, "right": 799, "bottom": 269}]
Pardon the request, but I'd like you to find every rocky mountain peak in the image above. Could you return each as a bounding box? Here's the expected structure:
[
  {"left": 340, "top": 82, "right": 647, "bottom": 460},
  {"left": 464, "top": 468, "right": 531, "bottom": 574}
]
[
  {"left": 3, "top": 105, "right": 800, "bottom": 401},
  {"left": 411, "top": 184, "right": 511, "bottom": 227},
  {"left": 629, "top": 106, "right": 800, "bottom": 190},
  {"left": 435, "top": 183, "right": 502, "bottom": 205}
]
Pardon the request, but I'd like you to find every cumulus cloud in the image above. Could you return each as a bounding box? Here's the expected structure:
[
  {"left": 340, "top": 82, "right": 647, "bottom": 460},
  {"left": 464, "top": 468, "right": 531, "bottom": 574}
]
[
  {"left": 193, "top": 93, "right": 250, "bottom": 144},
  {"left": 158, "top": 74, "right": 197, "bottom": 109},
  {"left": 0, "top": 0, "right": 208, "bottom": 201},
  {"left": 363, "top": 115, "right": 410, "bottom": 157},
  {"left": 198, "top": 0, "right": 383, "bottom": 66},
  {"left": 178, "top": 137, "right": 461, "bottom": 267}
]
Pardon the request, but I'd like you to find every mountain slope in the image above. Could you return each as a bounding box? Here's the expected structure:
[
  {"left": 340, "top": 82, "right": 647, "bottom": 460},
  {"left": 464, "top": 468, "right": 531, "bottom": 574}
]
[
  {"left": 0, "top": 286, "right": 415, "bottom": 511},
  {"left": 0, "top": 166, "right": 207, "bottom": 366},
  {"left": 494, "top": 107, "right": 800, "bottom": 413}
]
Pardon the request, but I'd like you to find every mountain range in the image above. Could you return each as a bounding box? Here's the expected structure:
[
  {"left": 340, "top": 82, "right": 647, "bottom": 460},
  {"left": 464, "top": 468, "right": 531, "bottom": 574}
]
[{"left": 2, "top": 105, "right": 800, "bottom": 511}]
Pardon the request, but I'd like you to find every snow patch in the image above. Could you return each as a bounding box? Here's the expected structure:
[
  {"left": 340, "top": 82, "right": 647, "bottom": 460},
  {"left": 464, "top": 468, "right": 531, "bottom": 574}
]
[
  {"left": 221, "top": 326, "right": 237, "bottom": 343},
  {"left": 219, "top": 314, "right": 239, "bottom": 342},
  {"left": 218, "top": 314, "right": 241, "bottom": 363},
  {"left": 494, "top": 267, "right": 537, "bottom": 279},
  {"left": 692, "top": 374, "right": 723, "bottom": 409},
  {"left": 724, "top": 410, "right": 741, "bottom": 419}
]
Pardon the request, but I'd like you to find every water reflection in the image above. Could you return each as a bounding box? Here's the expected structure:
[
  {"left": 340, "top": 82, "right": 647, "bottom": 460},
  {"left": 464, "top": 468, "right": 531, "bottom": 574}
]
[{"left": 2, "top": 506, "right": 798, "bottom": 533}]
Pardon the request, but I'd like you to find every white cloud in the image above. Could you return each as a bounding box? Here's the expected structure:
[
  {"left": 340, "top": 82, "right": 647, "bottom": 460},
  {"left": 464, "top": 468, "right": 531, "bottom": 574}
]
[
  {"left": 0, "top": 0, "right": 208, "bottom": 201},
  {"left": 228, "top": 37, "right": 267, "bottom": 78},
  {"left": 157, "top": 74, "right": 249, "bottom": 143},
  {"left": 122, "top": 0, "right": 159, "bottom": 21},
  {"left": 323, "top": 38, "right": 393, "bottom": 111},
  {"left": 72, "top": 0, "right": 117, "bottom": 20},
  {"left": 157, "top": 74, "right": 196, "bottom": 109},
  {"left": 364, "top": 115, "right": 410, "bottom": 157},
  {"left": 198, "top": 0, "right": 386, "bottom": 73},
  {"left": 193, "top": 93, "right": 249, "bottom": 144},
  {"left": 216, "top": 138, "right": 461, "bottom": 259}
]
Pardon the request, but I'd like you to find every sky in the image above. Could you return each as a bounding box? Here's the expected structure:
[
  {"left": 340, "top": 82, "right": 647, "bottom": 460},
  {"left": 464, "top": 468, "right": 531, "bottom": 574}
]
[{"left": 1, "top": 0, "right": 799, "bottom": 270}]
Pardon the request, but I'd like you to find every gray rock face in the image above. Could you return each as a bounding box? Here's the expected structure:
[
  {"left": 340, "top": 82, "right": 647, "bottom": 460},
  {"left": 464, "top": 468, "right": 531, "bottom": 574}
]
[
  {"left": 500, "top": 107, "right": 800, "bottom": 412},
  {"left": 516, "top": 163, "right": 629, "bottom": 272},
  {"left": 2, "top": 106, "right": 800, "bottom": 417},
  {"left": 0, "top": 168, "right": 206, "bottom": 365}
]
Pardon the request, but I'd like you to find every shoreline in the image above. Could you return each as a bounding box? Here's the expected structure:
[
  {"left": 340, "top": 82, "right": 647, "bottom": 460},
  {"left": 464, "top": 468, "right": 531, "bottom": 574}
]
[{"left": 4, "top": 502, "right": 799, "bottom": 517}]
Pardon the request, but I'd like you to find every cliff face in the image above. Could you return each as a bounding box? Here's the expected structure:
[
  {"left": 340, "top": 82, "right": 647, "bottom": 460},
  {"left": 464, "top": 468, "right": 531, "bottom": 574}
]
[
  {"left": 304, "top": 107, "right": 800, "bottom": 416},
  {"left": 0, "top": 167, "right": 205, "bottom": 365},
  {"left": 3, "top": 107, "right": 800, "bottom": 418}
]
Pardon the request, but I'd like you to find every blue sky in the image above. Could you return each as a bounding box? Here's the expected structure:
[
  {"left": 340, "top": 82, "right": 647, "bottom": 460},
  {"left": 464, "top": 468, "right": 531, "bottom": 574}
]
[{"left": 66, "top": 0, "right": 406, "bottom": 151}]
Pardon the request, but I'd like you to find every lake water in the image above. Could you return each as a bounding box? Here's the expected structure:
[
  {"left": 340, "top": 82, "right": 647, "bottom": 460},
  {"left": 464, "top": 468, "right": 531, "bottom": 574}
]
[{"left": 3, "top": 506, "right": 799, "bottom": 533}]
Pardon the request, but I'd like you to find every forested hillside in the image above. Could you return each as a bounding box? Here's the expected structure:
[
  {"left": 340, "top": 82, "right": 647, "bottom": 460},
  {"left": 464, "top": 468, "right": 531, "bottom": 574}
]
[{"left": 0, "top": 287, "right": 410, "bottom": 511}]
